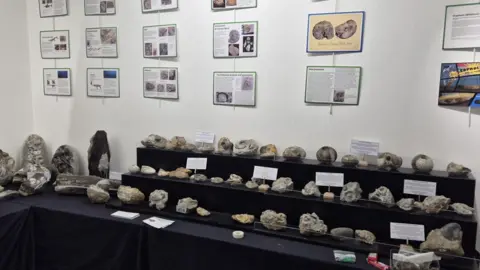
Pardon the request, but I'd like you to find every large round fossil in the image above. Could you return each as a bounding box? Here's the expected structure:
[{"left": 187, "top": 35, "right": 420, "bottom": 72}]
[
  {"left": 335, "top": 20, "right": 357, "bottom": 39},
  {"left": 228, "top": 30, "right": 240, "bottom": 43},
  {"left": 312, "top": 21, "right": 334, "bottom": 40}
]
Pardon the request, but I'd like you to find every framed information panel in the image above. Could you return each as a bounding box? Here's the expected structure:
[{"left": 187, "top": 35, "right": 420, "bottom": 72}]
[
  {"left": 86, "top": 27, "right": 118, "bottom": 58},
  {"left": 213, "top": 71, "right": 256, "bottom": 106},
  {"left": 443, "top": 3, "right": 480, "bottom": 49},
  {"left": 212, "top": 0, "right": 256, "bottom": 11},
  {"left": 40, "top": 30, "right": 70, "bottom": 59},
  {"left": 143, "top": 67, "right": 179, "bottom": 99},
  {"left": 43, "top": 68, "right": 72, "bottom": 96},
  {"left": 142, "top": 0, "right": 178, "bottom": 13},
  {"left": 213, "top": 21, "right": 258, "bottom": 58},
  {"left": 38, "top": 0, "right": 68, "bottom": 18},
  {"left": 85, "top": 0, "right": 116, "bottom": 15},
  {"left": 143, "top": 24, "right": 177, "bottom": 58},
  {"left": 86, "top": 68, "right": 120, "bottom": 98}
]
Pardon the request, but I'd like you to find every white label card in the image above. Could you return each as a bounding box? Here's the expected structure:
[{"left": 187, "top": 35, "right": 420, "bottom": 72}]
[
  {"left": 390, "top": 222, "right": 425, "bottom": 242},
  {"left": 186, "top": 158, "right": 208, "bottom": 170},
  {"left": 403, "top": 180, "right": 437, "bottom": 197},
  {"left": 350, "top": 139, "right": 380, "bottom": 156},
  {"left": 195, "top": 131, "right": 215, "bottom": 144},
  {"left": 315, "top": 173, "right": 344, "bottom": 187},
  {"left": 253, "top": 166, "right": 278, "bottom": 181},
  {"left": 111, "top": 211, "right": 140, "bottom": 220},
  {"left": 143, "top": 217, "right": 175, "bottom": 229}
]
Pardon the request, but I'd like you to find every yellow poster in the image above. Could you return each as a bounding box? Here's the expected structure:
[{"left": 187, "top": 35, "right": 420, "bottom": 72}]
[{"left": 307, "top": 12, "right": 365, "bottom": 53}]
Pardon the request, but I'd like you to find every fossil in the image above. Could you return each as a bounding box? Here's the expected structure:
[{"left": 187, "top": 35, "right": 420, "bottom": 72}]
[
  {"left": 141, "top": 134, "right": 168, "bottom": 149},
  {"left": 369, "top": 186, "right": 395, "bottom": 207},
  {"left": 299, "top": 213, "right": 328, "bottom": 236},
  {"left": 87, "top": 185, "right": 110, "bottom": 204},
  {"left": 316, "top": 146, "right": 337, "bottom": 164},
  {"left": 335, "top": 20, "right": 357, "bottom": 39},
  {"left": 118, "top": 186, "right": 145, "bottom": 205},
  {"left": 450, "top": 203, "right": 474, "bottom": 216},
  {"left": 176, "top": 197, "right": 198, "bottom": 214},
  {"left": 420, "top": 223, "right": 464, "bottom": 256},
  {"left": 197, "top": 207, "right": 211, "bottom": 217},
  {"left": 260, "top": 210, "right": 287, "bottom": 231},
  {"left": 216, "top": 137, "right": 233, "bottom": 155},
  {"left": 226, "top": 174, "right": 243, "bottom": 185},
  {"left": 129, "top": 165, "right": 140, "bottom": 173},
  {"left": 51, "top": 145, "right": 79, "bottom": 175},
  {"left": 166, "top": 136, "right": 187, "bottom": 150},
  {"left": 341, "top": 155, "right": 359, "bottom": 167},
  {"left": 282, "top": 146, "right": 306, "bottom": 161},
  {"left": 190, "top": 174, "right": 208, "bottom": 182},
  {"left": 378, "top": 152, "right": 402, "bottom": 171},
  {"left": 234, "top": 139, "right": 259, "bottom": 156},
  {"left": 232, "top": 214, "right": 255, "bottom": 224},
  {"left": 0, "top": 150, "right": 15, "bottom": 185},
  {"left": 421, "top": 196, "right": 450, "bottom": 214},
  {"left": 340, "top": 182, "right": 362, "bottom": 203},
  {"left": 312, "top": 21, "right": 334, "bottom": 40},
  {"left": 447, "top": 162, "right": 471, "bottom": 177},
  {"left": 259, "top": 144, "right": 277, "bottom": 159},
  {"left": 271, "top": 177, "right": 293, "bottom": 193},
  {"left": 210, "top": 177, "right": 224, "bottom": 184},
  {"left": 331, "top": 227, "right": 354, "bottom": 241},
  {"left": 397, "top": 198, "right": 415, "bottom": 211},
  {"left": 411, "top": 154, "right": 434, "bottom": 173},
  {"left": 149, "top": 190, "right": 168, "bottom": 210},
  {"left": 141, "top": 166, "right": 156, "bottom": 175},
  {"left": 302, "top": 181, "right": 321, "bottom": 197},
  {"left": 355, "top": 230, "right": 376, "bottom": 245}
]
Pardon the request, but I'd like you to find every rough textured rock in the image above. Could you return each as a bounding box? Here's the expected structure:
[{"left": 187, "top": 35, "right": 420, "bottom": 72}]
[
  {"left": 232, "top": 214, "right": 255, "bottom": 224},
  {"left": 168, "top": 168, "right": 191, "bottom": 179},
  {"left": 259, "top": 144, "right": 277, "bottom": 159},
  {"left": 302, "top": 181, "right": 321, "bottom": 197},
  {"left": 56, "top": 174, "right": 103, "bottom": 187},
  {"left": 141, "top": 166, "right": 156, "bottom": 175},
  {"left": 411, "top": 154, "right": 434, "bottom": 173},
  {"left": 271, "top": 177, "right": 293, "bottom": 193},
  {"left": 129, "top": 165, "right": 140, "bottom": 173},
  {"left": 378, "top": 152, "right": 403, "bottom": 171},
  {"left": 312, "top": 21, "right": 334, "bottom": 40},
  {"left": 176, "top": 197, "right": 198, "bottom": 214},
  {"left": 141, "top": 134, "right": 168, "bottom": 149},
  {"left": 88, "top": 130, "right": 111, "bottom": 178},
  {"left": 196, "top": 207, "right": 211, "bottom": 217},
  {"left": 190, "top": 174, "right": 208, "bottom": 182},
  {"left": 340, "top": 182, "right": 362, "bottom": 203},
  {"left": 149, "top": 190, "right": 168, "bottom": 210},
  {"left": 369, "top": 186, "right": 395, "bottom": 207},
  {"left": 51, "top": 145, "right": 79, "bottom": 175},
  {"left": 234, "top": 140, "right": 259, "bottom": 156},
  {"left": 55, "top": 185, "right": 87, "bottom": 194},
  {"left": 210, "top": 177, "right": 224, "bottom": 184},
  {"left": 197, "top": 143, "right": 215, "bottom": 154},
  {"left": 19, "top": 166, "right": 52, "bottom": 196},
  {"left": 299, "top": 213, "right": 328, "bottom": 236},
  {"left": 335, "top": 20, "right": 358, "bottom": 39},
  {"left": 421, "top": 196, "right": 451, "bottom": 214},
  {"left": 316, "top": 146, "right": 337, "bottom": 164},
  {"left": 216, "top": 137, "right": 233, "bottom": 155},
  {"left": 226, "top": 174, "right": 243, "bottom": 185},
  {"left": 258, "top": 184, "right": 270, "bottom": 192},
  {"left": 181, "top": 143, "right": 196, "bottom": 152},
  {"left": 96, "top": 179, "right": 111, "bottom": 191},
  {"left": 166, "top": 136, "right": 187, "bottom": 150},
  {"left": 358, "top": 160, "right": 369, "bottom": 167},
  {"left": 341, "top": 155, "right": 359, "bottom": 167},
  {"left": 260, "top": 210, "right": 287, "bottom": 231},
  {"left": 0, "top": 186, "right": 4, "bottom": 192},
  {"left": 0, "top": 150, "right": 15, "bottom": 185},
  {"left": 158, "top": 169, "right": 169, "bottom": 176},
  {"left": 420, "top": 223, "right": 464, "bottom": 256},
  {"left": 450, "top": 203, "right": 474, "bottom": 216},
  {"left": 331, "top": 227, "right": 354, "bottom": 241},
  {"left": 397, "top": 198, "right": 415, "bottom": 211},
  {"left": 0, "top": 190, "right": 20, "bottom": 200},
  {"left": 355, "top": 230, "right": 376, "bottom": 245},
  {"left": 282, "top": 146, "right": 306, "bottom": 161},
  {"left": 118, "top": 186, "right": 145, "bottom": 205},
  {"left": 447, "top": 162, "right": 471, "bottom": 177},
  {"left": 87, "top": 185, "right": 110, "bottom": 203},
  {"left": 14, "top": 134, "right": 48, "bottom": 184},
  {"left": 245, "top": 180, "right": 259, "bottom": 189}
]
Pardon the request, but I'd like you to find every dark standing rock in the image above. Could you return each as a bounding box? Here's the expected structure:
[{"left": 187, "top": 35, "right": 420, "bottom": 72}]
[
  {"left": 51, "top": 145, "right": 79, "bottom": 175},
  {"left": 316, "top": 146, "right": 337, "bottom": 164},
  {"left": 0, "top": 150, "right": 15, "bottom": 185},
  {"left": 88, "top": 130, "right": 111, "bottom": 178}
]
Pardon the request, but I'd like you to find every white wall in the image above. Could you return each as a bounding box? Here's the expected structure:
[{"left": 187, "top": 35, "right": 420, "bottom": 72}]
[{"left": 0, "top": 0, "right": 33, "bottom": 161}]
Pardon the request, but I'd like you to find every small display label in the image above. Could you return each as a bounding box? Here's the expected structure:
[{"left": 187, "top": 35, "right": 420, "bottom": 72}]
[
  {"left": 195, "top": 131, "right": 215, "bottom": 144},
  {"left": 315, "top": 172, "right": 344, "bottom": 187},
  {"left": 390, "top": 222, "right": 425, "bottom": 241},
  {"left": 253, "top": 166, "right": 278, "bottom": 181},
  {"left": 403, "top": 180, "right": 436, "bottom": 197},
  {"left": 186, "top": 158, "right": 208, "bottom": 170},
  {"left": 350, "top": 139, "right": 380, "bottom": 156}
]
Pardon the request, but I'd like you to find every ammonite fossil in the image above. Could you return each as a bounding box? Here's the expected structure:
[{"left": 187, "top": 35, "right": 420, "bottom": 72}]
[
  {"left": 312, "top": 21, "right": 334, "bottom": 40},
  {"left": 335, "top": 20, "right": 357, "bottom": 39},
  {"left": 228, "top": 30, "right": 240, "bottom": 43}
]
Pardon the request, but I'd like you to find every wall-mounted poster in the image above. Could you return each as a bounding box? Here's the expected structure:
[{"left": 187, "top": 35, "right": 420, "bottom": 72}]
[
  {"left": 85, "top": 0, "right": 116, "bottom": 15},
  {"left": 87, "top": 68, "right": 120, "bottom": 97},
  {"left": 443, "top": 3, "right": 480, "bottom": 49},
  {"left": 40, "top": 30, "right": 70, "bottom": 59},
  {"left": 212, "top": 0, "right": 256, "bottom": 10},
  {"left": 438, "top": 62, "right": 480, "bottom": 106},
  {"left": 143, "top": 24, "right": 177, "bottom": 58},
  {"left": 38, "top": 0, "right": 68, "bottom": 18},
  {"left": 43, "top": 68, "right": 72, "bottom": 96},
  {"left": 305, "top": 66, "right": 362, "bottom": 105},
  {"left": 307, "top": 11, "right": 365, "bottom": 53},
  {"left": 142, "top": 0, "right": 178, "bottom": 12},
  {"left": 143, "top": 67, "right": 179, "bottom": 99},
  {"left": 213, "top": 21, "right": 258, "bottom": 58},
  {"left": 86, "top": 27, "right": 118, "bottom": 58},
  {"left": 213, "top": 72, "right": 256, "bottom": 106}
]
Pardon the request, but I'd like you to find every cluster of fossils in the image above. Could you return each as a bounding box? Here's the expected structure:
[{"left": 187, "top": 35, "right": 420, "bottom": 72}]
[{"left": 312, "top": 20, "right": 358, "bottom": 40}]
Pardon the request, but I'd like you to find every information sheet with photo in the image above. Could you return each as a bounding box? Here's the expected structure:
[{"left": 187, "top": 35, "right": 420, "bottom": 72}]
[
  {"left": 438, "top": 62, "right": 480, "bottom": 106},
  {"left": 212, "top": 0, "right": 256, "bottom": 10},
  {"left": 143, "top": 24, "right": 177, "bottom": 58},
  {"left": 38, "top": 0, "right": 68, "bottom": 17},
  {"left": 43, "top": 68, "right": 72, "bottom": 96},
  {"left": 142, "top": 0, "right": 178, "bottom": 12},
  {"left": 213, "top": 21, "right": 258, "bottom": 58},
  {"left": 213, "top": 72, "right": 256, "bottom": 106},
  {"left": 143, "top": 67, "right": 179, "bottom": 99},
  {"left": 305, "top": 66, "right": 361, "bottom": 105},
  {"left": 444, "top": 3, "right": 480, "bottom": 49},
  {"left": 86, "top": 27, "right": 118, "bottom": 58},
  {"left": 87, "top": 68, "right": 120, "bottom": 97},
  {"left": 40, "top": 30, "right": 70, "bottom": 59},
  {"left": 85, "top": 0, "right": 116, "bottom": 15}
]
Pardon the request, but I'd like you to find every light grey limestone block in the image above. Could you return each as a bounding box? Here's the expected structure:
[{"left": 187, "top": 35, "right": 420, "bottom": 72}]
[
  {"left": 260, "top": 210, "right": 287, "bottom": 231},
  {"left": 118, "top": 185, "right": 145, "bottom": 205},
  {"left": 271, "top": 177, "right": 293, "bottom": 193},
  {"left": 302, "top": 181, "right": 321, "bottom": 197},
  {"left": 87, "top": 185, "right": 110, "bottom": 204},
  {"left": 176, "top": 197, "right": 198, "bottom": 214},
  {"left": 299, "top": 213, "right": 328, "bottom": 236},
  {"left": 149, "top": 190, "right": 168, "bottom": 210},
  {"left": 340, "top": 182, "right": 362, "bottom": 203}
]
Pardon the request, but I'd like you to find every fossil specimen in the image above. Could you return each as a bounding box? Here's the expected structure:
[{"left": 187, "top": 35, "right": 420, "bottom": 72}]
[
  {"left": 0, "top": 150, "right": 15, "bottom": 185},
  {"left": 232, "top": 214, "right": 255, "bottom": 224},
  {"left": 245, "top": 180, "right": 258, "bottom": 189},
  {"left": 421, "top": 196, "right": 451, "bottom": 214},
  {"left": 260, "top": 210, "right": 287, "bottom": 231},
  {"left": 18, "top": 165, "right": 52, "bottom": 196},
  {"left": 258, "top": 184, "right": 270, "bottom": 192},
  {"left": 378, "top": 152, "right": 402, "bottom": 171},
  {"left": 149, "top": 190, "right": 168, "bottom": 210},
  {"left": 217, "top": 137, "right": 234, "bottom": 155},
  {"left": 259, "top": 144, "right": 277, "bottom": 159},
  {"left": 312, "top": 21, "right": 334, "bottom": 40},
  {"left": 197, "top": 143, "right": 215, "bottom": 154},
  {"left": 355, "top": 230, "right": 376, "bottom": 245},
  {"left": 234, "top": 139, "right": 259, "bottom": 156},
  {"left": 118, "top": 186, "right": 145, "bottom": 205},
  {"left": 299, "top": 213, "right": 328, "bottom": 236},
  {"left": 341, "top": 155, "right": 359, "bottom": 167},
  {"left": 196, "top": 207, "right": 211, "bottom": 217},
  {"left": 447, "top": 162, "right": 471, "bottom": 177},
  {"left": 141, "top": 134, "right": 168, "bottom": 149},
  {"left": 190, "top": 174, "right": 208, "bottom": 182},
  {"left": 411, "top": 154, "right": 434, "bottom": 173},
  {"left": 397, "top": 198, "right": 415, "bottom": 211},
  {"left": 87, "top": 185, "right": 110, "bottom": 204},
  {"left": 340, "top": 182, "right": 362, "bottom": 203},
  {"left": 166, "top": 136, "right": 187, "bottom": 150},
  {"left": 302, "top": 181, "right": 321, "bottom": 197},
  {"left": 168, "top": 167, "right": 191, "bottom": 179},
  {"left": 282, "top": 146, "right": 306, "bottom": 161},
  {"left": 335, "top": 20, "right": 357, "bottom": 39},
  {"left": 450, "top": 203, "right": 474, "bottom": 216},
  {"left": 13, "top": 134, "right": 48, "bottom": 184},
  {"left": 176, "top": 197, "right": 198, "bottom": 214},
  {"left": 88, "top": 130, "right": 111, "bottom": 178},
  {"left": 226, "top": 174, "right": 243, "bottom": 185},
  {"left": 316, "top": 146, "right": 337, "bottom": 164},
  {"left": 331, "top": 227, "right": 354, "bottom": 241},
  {"left": 211, "top": 177, "right": 224, "bottom": 184},
  {"left": 51, "top": 145, "right": 78, "bottom": 175},
  {"left": 141, "top": 166, "right": 156, "bottom": 175},
  {"left": 369, "top": 186, "right": 395, "bottom": 207},
  {"left": 420, "top": 223, "right": 464, "bottom": 256},
  {"left": 228, "top": 30, "right": 240, "bottom": 43},
  {"left": 271, "top": 177, "right": 293, "bottom": 193},
  {"left": 129, "top": 165, "right": 140, "bottom": 173}
]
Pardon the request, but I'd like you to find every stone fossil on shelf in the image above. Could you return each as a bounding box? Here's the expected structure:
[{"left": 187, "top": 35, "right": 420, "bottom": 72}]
[
  {"left": 355, "top": 230, "right": 376, "bottom": 245},
  {"left": 51, "top": 145, "right": 79, "bottom": 175},
  {"left": 19, "top": 165, "right": 52, "bottom": 196},
  {"left": 271, "top": 177, "right": 293, "bottom": 193},
  {"left": 141, "top": 134, "right": 168, "bottom": 149},
  {"left": 88, "top": 130, "right": 111, "bottom": 179},
  {"left": 411, "top": 154, "right": 434, "bottom": 174},
  {"left": 420, "top": 223, "right": 464, "bottom": 256},
  {"left": 149, "top": 190, "right": 168, "bottom": 210},
  {"left": 233, "top": 139, "right": 259, "bottom": 156},
  {"left": 377, "top": 152, "right": 402, "bottom": 171},
  {"left": 181, "top": 143, "right": 197, "bottom": 152},
  {"left": 245, "top": 180, "right": 259, "bottom": 189},
  {"left": 316, "top": 146, "right": 337, "bottom": 165},
  {"left": 13, "top": 134, "right": 48, "bottom": 184},
  {"left": 196, "top": 207, "right": 211, "bottom": 217},
  {"left": 301, "top": 181, "right": 321, "bottom": 197},
  {"left": 96, "top": 179, "right": 111, "bottom": 191},
  {"left": 118, "top": 185, "right": 145, "bottom": 205},
  {"left": 55, "top": 185, "right": 89, "bottom": 195},
  {"left": 197, "top": 143, "right": 215, "bottom": 154},
  {"left": 331, "top": 227, "right": 354, "bottom": 241},
  {"left": 397, "top": 198, "right": 415, "bottom": 211},
  {"left": 158, "top": 169, "right": 169, "bottom": 177},
  {"left": 341, "top": 155, "right": 359, "bottom": 167},
  {"left": 166, "top": 136, "right": 187, "bottom": 150},
  {"left": 87, "top": 185, "right": 110, "bottom": 204},
  {"left": 260, "top": 210, "right": 287, "bottom": 231},
  {"left": 0, "top": 150, "right": 15, "bottom": 185},
  {"left": 141, "top": 166, "right": 156, "bottom": 175},
  {"left": 447, "top": 162, "right": 471, "bottom": 177},
  {"left": 299, "top": 213, "right": 328, "bottom": 236},
  {"left": 232, "top": 214, "right": 255, "bottom": 224},
  {"left": 56, "top": 174, "right": 103, "bottom": 188},
  {"left": 168, "top": 168, "right": 191, "bottom": 179},
  {"left": 369, "top": 186, "right": 395, "bottom": 207},
  {"left": 190, "top": 174, "right": 208, "bottom": 182},
  {"left": 340, "top": 182, "right": 362, "bottom": 203},
  {"left": 176, "top": 197, "right": 198, "bottom": 214},
  {"left": 420, "top": 195, "right": 451, "bottom": 214},
  {"left": 216, "top": 137, "right": 233, "bottom": 155},
  {"left": 129, "top": 165, "right": 140, "bottom": 173},
  {"left": 225, "top": 174, "right": 243, "bottom": 185},
  {"left": 450, "top": 203, "right": 474, "bottom": 216},
  {"left": 0, "top": 190, "right": 20, "bottom": 200},
  {"left": 282, "top": 146, "right": 306, "bottom": 161},
  {"left": 258, "top": 184, "right": 270, "bottom": 193},
  {"left": 210, "top": 177, "right": 224, "bottom": 184},
  {"left": 323, "top": 192, "right": 334, "bottom": 201},
  {"left": 259, "top": 144, "right": 277, "bottom": 159}
]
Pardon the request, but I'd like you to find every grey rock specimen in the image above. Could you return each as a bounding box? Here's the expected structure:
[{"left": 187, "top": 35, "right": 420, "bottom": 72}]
[
  {"left": 378, "top": 152, "right": 403, "bottom": 171},
  {"left": 166, "top": 136, "right": 187, "bottom": 150},
  {"left": 271, "top": 177, "right": 293, "bottom": 193},
  {"left": 282, "top": 146, "right": 306, "bottom": 161},
  {"left": 168, "top": 168, "right": 191, "bottom": 179},
  {"left": 87, "top": 185, "right": 110, "bottom": 204},
  {"left": 411, "top": 154, "right": 434, "bottom": 173},
  {"left": 149, "top": 190, "right": 168, "bottom": 210},
  {"left": 210, "top": 177, "right": 224, "bottom": 184},
  {"left": 88, "top": 130, "right": 111, "bottom": 179},
  {"left": 216, "top": 137, "right": 233, "bottom": 155},
  {"left": 56, "top": 174, "right": 103, "bottom": 188},
  {"left": 181, "top": 143, "right": 197, "bottom": 152},
  {"left": 51, "top": 145, "right": 79, "bottom": 175},
  {"left": 316, "top": 146, "right": 338, "bottom": 164},
  {"left": 341, "top": 155, "right": 359, "bottom": 167},
  {"left": 129, "top": 165, "right": 140, "bottom": 173},
  {"left": 258, "top": 184, "right": 270, "bottom": 192},
  {"left": 232, "top": 214, "right": 255, "bottom": 224},
  {"left": 450, "top": 203, "right": 474, "bottom": 216},
  {"left": 340, "top": 182, "right": 362, "bottom": 203},
  {"left": 421, "top": 196, "right": 451, "bottom": 214},
  {"left": 233, "top": 140, "right": 259, "bottom": 156},
  {"left": 96, "top": 179, "right": 111, "bottom": 191},
  {"left": 299, "top": 213, "right": 328, "bottom": 236},
  {"left": 355, "top": 230, "right": 376, "bottom": 245},
  {"left": 225, "top": 174, "right": 243, "bottom": 185},
  {"left": 55, "top": 185, "right": 88, "bottom": 195},
  {"left": 0, "top": 150, "right": 15, "bottom": 185},
  {"left": 176, "top": 197, "right": 198, "bottom": 214},
  {"left": 141, "top": 166, "right": 156, "bottom": 175},
  {"left": 331, "top": 227, "right": 354, "bottom": 241},
  {"left": 0, "top": 190, "right": 19, "bottom": 200},
  {"left": 447, "top": 162, "right": 471, "bottom": 177},
  {"left": 420, "top": 223, "right": 464, "bottom": 256},
  {"left": 110, "top": 179, "right": 121, "bottom": 189},
  {"left": 369, "top": 186, "right": 395, "bottom": 207},
  {"left": 14, "top": 134, "right": 48, "bottom": 184},
  {"left": 259, "top": 144, "right": 277, "bottom": 159},
  {"left": 141, "top": 134, "right": 168, "bottom": 149},
  {"left": 190, "top": 174, "right": 208, "bottom": 182},
  {"left": 197, "top": 143, "right": 215, "bottom": 154},
  {"left": 301, "top": 181, "right": 321, "bottom": 197},
  {"left": 397, "top": 198, "right": 415, "bottom": 211},
  {"left": 245, "top": 180, "right": 259, "bottom": 189},
  {"left": 260, "top": 210, "right": 287, "bottom": 231},
  {"left": 196, "top": 207, "right": 210, "bottom": 217},
  {"left": 19, "top": 166, "right": 52, "bottom": 196},
  {"left": 118, "top": 186, "right": 145, "bottom": 205}
]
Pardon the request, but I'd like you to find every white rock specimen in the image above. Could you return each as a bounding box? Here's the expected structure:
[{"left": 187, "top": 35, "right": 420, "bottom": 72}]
[
  {"left": 245, "top": 180, "right": 259, "bottom": 189},
  {"left": 355, "top": 230, "right": 376, "bottom": 245},
  {"left": 397, "top": 198, "right": 415, "bottom": 211},
  {"left": 232, "top": 214, "right": 255, "bottom": 224},
  {"left": 176, "top": 197, "right": 198, "bottom": 214},
  {"left": 190, "top": 174, "right": 208, "bottom": 182},
  {"left": 420, "top": 223, "right": 464, "bottom": 256},
  {"left": 341, "top": 155, "right": 359, "bottom": 167},
  {"left": 447, "top": 162, "right": 471, "bottom": 177},
  {"left": 302, "top": 181, "right": 321, "bottom": 197},
  {"left": 299, "top": 213, "right": 328, "bottom": 236},
  {"left": 87, "top": 185, "right": 110, "bottom": 204},
  {"left": 118, "top": 186, "right": 145, "bottom": 205},
  {"left": 129, "top": 165, "right": 140, "bottom": 173},
  {"left": 450, "top": 203, "right": 474, "bottom": 216},
  {"left": 369, "top": 186, "right": 395, "bottom": 207},
  {"left": 166, "top": 136, "right": 187, "bottom": 150},
  {"left": 211, "top": 177, "right": 224, "bottom": 184},
  {"left": 331, "top": 227, "right": 354, "bottom": 241},
  {"left": 196, "top": 207, "right": 211, "bottom": 217},
  {"left": 260, "top": 210, "right": 287, "bottom": 231},
  {"left": 271, "top": 177, "right": 293, "bottom": 193},
  {"left": 421, "top": 195, "right": 451, "bottom": 214},
  {"left": 216, "top": 137, "right": 233, "bottom": 155},
  {"left": 316, "top": 146, "right": 337, "bottom": 165},
  {"left": 149, "top": 190, "right": 168, "bottom": 210},
  {"left": 340, "top": 182, "right": 362, "bottom": 203},
  {"left": 258, "top": 184, "right": 270, "bottom": 193},
  {"left": 141, "top": 166, "right": 156, "bottom": 175},
  {"left": 259, "top": 144, "right": 277, "bottom": 159},
  {"left": 234, "top": 139, "right": 259, "bottom": 156},
  {"left": 411, "top": 154, "right": 434, "bottom": 173},
  {"left": 88, "top": 130, "right": 111, "bottom": 178},
  {"left": 226, "top": 174, "right": 243, "bottom": 185},
  {"left": 51, "top": 145, "right": 79, "bottom": 175},
  {"left": 141, "top": 134, "right": 168, "bottom": 149},
  {"left": 158, "top": 169, "right": 169, "bottom": 176},
  {"left": 96, "top": 179, "right": 111, "bottom": 191},
  {"left": 282, "top": 146, "right": 306, "bottom": 161},
  {"left": 19, "top": 165, "right": 51, "bottom": 196},
  {"left": 377, "top": 152, "right": 403, "bottom": 171},
  {"left": 0, "top": 190, "right": 19, "bottom": 200},
  {"left": 0, "top": 150, "right": 15, "bottom": 185}
]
